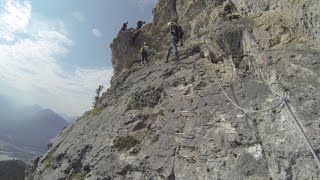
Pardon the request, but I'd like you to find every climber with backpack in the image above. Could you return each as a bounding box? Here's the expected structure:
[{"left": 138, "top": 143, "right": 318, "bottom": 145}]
[
  {"left": 165, "top": 22, "right": 184, "bottom": 63},
  {"left": 140, "top": 42, "right": 150, "bottom": 65},
  {"left": 136, "top": 20, "right": 146, "bottom": 29},
  {"left": 131, "top": 20, "right": 146, "bottom": 44}
]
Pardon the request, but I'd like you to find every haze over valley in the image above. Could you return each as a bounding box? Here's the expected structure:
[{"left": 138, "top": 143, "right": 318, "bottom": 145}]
[{"left": 0, "top": 95, "right": 68, "bottom": 162}]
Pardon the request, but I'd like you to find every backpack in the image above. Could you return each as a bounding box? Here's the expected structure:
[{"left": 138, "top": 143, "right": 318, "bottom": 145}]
[
  {"left": 140, "top": 46, "right": 147, "bottom": 53},
  {"left": 176, "top": 25, "right": 184, "bottom": 39}
]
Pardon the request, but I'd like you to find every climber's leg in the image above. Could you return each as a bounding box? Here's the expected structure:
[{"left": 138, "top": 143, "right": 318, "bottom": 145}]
[
  {"left": 172, "top": 41, "right": 179, "bottom": 61},
  {"left": 166, "top": 44, "right": 173, "bottom": 63},
  {"left": 141, "top": 53, "right": 145, "bottom": 65}
]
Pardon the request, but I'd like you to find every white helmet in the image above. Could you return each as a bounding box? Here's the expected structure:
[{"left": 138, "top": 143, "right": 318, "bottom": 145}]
[{"left": 168, "top": 22, "right": 173, "bottom": 26}]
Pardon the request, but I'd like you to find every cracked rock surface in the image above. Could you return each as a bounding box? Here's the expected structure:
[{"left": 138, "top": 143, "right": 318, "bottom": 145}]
[{"left": 26, "top": 0, "right": 320, "bottom": 179}]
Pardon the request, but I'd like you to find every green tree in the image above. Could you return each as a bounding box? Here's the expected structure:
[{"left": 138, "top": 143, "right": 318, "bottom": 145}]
[{"left": 93, "top": 85, "right": 104, "bottom": 108}]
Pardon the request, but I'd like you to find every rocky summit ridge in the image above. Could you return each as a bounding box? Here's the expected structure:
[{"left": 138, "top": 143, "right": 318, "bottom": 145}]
[{"left": 26, "top": 0, "right": 320, "bottom": 179}]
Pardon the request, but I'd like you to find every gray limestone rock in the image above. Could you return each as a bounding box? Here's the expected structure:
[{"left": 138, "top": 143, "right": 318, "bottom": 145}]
[{"left": 26, "top": 0, "right": 320, "bottom": 179}]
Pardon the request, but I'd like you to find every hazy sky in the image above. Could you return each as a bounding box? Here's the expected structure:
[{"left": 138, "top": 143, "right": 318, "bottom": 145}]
[{"left": 0, "top": 0, "right": 157, "bottom": 116}]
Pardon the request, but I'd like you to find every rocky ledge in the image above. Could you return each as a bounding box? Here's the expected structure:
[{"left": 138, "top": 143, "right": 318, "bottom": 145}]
[{"left": 26, "top": 0, "right": 320, "bottom": 179}]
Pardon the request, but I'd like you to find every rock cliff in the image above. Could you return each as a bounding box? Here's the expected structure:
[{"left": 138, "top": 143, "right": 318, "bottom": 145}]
[{"left": 26, "top": 0, "right": 320, "bottom": 179}]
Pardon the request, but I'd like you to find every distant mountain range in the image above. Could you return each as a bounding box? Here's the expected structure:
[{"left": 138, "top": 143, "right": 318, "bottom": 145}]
[
  {"left": 59, "top": 113, "right": 78, "bottom": 123},
  {"left": 0, "top": 95, "right": 68, "bottom": 162}
]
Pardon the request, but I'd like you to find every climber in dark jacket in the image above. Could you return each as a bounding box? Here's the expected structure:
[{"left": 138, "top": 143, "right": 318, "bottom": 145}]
[
  {"left": 165, "top": 22, "right": 182, "bottom": 63},
  {"left": 136, "top": 20, "right": 146, "bottom": 29},
  {"left": 120, "top": 21, "right": 128, "bottom": 31},
  {"left": 131, "top": 21, "right": 146, "bottom": 44}
]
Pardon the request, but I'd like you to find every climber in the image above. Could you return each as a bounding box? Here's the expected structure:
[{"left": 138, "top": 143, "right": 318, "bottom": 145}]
[
  {"left": 120, "top": 21, "right": 128, "bottom": 32},
  {"left": 131, "top": 21, "right": 146, "bottom": 44},
  {"left": 140, "top": 42, "right": 150, "bottom": 65},
  {"left": 136, "top": 20, "right": 146, "bottom": 29},
  {"left": 165, "top": 22, "right": 184, "bottom": 63}
]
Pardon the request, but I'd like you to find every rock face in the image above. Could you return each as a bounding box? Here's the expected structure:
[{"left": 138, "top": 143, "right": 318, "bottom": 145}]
[{"left": 26, "top": 0, "right": 320, "bottom": 179}]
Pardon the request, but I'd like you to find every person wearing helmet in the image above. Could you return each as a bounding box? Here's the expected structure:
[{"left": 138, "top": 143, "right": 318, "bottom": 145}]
[
  {"left": 137, "top": 20, "right": 146, "bottom": 29},
  {"left": 165, "top": 21, "right": 183, "bottom": 63},
  {"left": 120, "top": 21, "right": 128, "bottom": 32},
  {"left": 140, "top": 42, "right": 150, "bottom": 65}
]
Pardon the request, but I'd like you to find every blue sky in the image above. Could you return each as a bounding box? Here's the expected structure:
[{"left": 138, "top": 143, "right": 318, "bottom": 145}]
[{"left": 0, "top": 0, "right": 157, "bottom": 116}]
